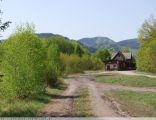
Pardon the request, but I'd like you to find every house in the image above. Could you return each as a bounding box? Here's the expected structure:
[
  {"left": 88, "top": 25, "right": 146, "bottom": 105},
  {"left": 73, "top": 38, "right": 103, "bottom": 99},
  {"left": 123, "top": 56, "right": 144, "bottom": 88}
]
[{"left": 105, "top": 51, "right": 136, "bottom": 71}]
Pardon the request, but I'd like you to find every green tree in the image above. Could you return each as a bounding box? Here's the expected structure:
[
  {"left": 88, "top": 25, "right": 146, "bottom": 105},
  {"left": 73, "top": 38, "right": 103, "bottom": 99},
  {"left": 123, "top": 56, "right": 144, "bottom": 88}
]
[
  {"left": 95, "top": 49, "right": 111, "bottom": 62},
  {"left": 138, "top": 16, "right": 156, "bottom": 44},
  {"left": 121, "top": 47, "right": 131, "bottom": 53},
  {"left": 137, "top": 17, "right": 156, "bottom": 72},
  {"left": 136, "top": 39, "right": 156, "bottom": 72},
  {"left": 90, "top": 56, "right": 104, "bottom": 70},
  {"left": 74, "top": 44, "right": 84, "bottom": 57},
  {"left": 1, "top": 24, "right": 46, "bottom": 99},
  {"left": 0, "top": 41, "right": 4, "bottom": 63},
  {"left": 50, "top": 36, "right": 75, "bottom": 55},
  {"left": 44, "top": 43, "right": 62, "bottom": 87},
  {"left": 81, "top": 54, "right": 93, "bottom": 70},
  {"left": 60, "top": 54, "right": 83, "bottom": 74},
  {"left": 81, "top": 54, "right": 103, "bottom": 70}
]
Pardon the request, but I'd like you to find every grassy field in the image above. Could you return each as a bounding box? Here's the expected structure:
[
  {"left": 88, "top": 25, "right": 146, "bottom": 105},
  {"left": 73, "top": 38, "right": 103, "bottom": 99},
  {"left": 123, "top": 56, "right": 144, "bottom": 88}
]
[
  {"left": 104, "top": 90, "right": 156, "bottom": 117},
  {"left": 96, "top": 74, "right": 156, "bottom": 87},
  {"left": 0, "top": 88, "right": 63, "bottom": 117},
  {"left": 73, "top": 87, "right": 93, "bottom": 117}
]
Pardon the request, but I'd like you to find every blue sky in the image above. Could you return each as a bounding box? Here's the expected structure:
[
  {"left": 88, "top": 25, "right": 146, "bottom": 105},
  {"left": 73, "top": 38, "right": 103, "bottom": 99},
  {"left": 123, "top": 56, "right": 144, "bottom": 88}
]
[{"left": 1, "top": 0, "right": 156, "bottom": 41}]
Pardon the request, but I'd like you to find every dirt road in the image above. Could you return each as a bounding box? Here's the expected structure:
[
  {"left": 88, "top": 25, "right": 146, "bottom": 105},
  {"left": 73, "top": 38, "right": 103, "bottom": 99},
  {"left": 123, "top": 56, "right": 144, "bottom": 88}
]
[
  {"left": 38, "top": 74, "right": 156, "bottom": 117},
  {"left": 38, "top": 78, "right": 81, "bottom": 117}
]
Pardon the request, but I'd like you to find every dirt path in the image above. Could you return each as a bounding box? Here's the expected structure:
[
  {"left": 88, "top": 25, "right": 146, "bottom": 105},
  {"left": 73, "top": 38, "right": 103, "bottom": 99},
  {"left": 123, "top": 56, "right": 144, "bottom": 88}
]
[
  {"left": 38, "top": 78, "right": 81, "bottom": 117},
  {"left": 38, "top": 74, "right": 156, "bottom": 117},
  {"left": 78, "top": 76, "right": 120, "bottom": 117},
  {"left": 38, "top": 76, "right": 124, "bottom": 117}
]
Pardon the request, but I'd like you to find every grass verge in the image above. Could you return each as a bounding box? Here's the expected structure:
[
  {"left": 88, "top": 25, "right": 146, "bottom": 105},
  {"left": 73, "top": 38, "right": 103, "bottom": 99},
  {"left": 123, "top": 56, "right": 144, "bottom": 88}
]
[
  {"left": 104, "top": 90, "right": 156, "bottom": 117},
  {"left": 0, "top": 88, "right": 64, "bottom": 117},
  {"left": 73, "top": 87, "right": 94, "bottom": 117},
  {"left": 96, "top": 74, "right": 156, "bottom": 87}
]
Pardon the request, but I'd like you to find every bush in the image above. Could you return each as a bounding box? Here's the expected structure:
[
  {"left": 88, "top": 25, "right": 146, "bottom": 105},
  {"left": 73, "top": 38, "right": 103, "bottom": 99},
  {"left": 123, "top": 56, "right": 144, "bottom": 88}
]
[
  {"left": 1, "top": 24, "right": 46, "bottom": 99},
  {"left": 137, "top": 17, "right": 156, "bottom": 73},
  {"left": 0, "top": 41, "right": 3, "bottom": 64},
  {"left": 90, "top": 56, "right": 104, "bottom": 70},
  {"left": 136, "top": 40, "right": 156, "bottom": 72},
  {"left": 44, "top": 43, "right": 62, "bottom": 87},
  {"left": 60, "top": 54, "right": 104, "bottom": 74},
  {"left": 95, "top": 49, "right": 111, "bottom": 62},
  {"left": 81, "top": 55, "right": 103, "bottom": 70},
  {"left": 60, "top": 54, "right": 83, "bottom": 74},
  {"left": 81, "top": 55, "right": 93, "bottom": 70},
  {"left": 74, "top": 44, "right": 84, "bottom": 57}
]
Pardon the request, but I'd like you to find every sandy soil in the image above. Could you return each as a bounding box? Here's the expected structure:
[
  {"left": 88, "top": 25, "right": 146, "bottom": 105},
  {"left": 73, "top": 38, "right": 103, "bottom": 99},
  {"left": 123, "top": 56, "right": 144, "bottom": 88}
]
[{"left": 38, "top": 73, "right": 156, "bottom": 117}]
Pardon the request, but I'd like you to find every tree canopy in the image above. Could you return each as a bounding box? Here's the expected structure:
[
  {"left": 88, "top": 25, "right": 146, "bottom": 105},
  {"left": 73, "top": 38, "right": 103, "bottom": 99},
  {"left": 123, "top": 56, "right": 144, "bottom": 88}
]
[
  {"left": 137, "top": 17, "right": 156, "bottom": 73},
  {"left": 95, "top": 49, "right": 111, "bottom": 62},
  {"left": 138, "top": 16, "right": 156, "bottom": 44},
  {"left": 1, "top": 24, "right": 46, "bottom": 99}
]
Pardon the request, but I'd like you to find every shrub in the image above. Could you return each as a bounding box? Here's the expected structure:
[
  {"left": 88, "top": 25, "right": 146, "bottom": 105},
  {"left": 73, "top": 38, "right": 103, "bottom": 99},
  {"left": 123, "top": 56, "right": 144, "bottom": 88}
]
[
  {"left": 81, "top": 54, "right": 103, "bottom": 70},
  {"left": 136, "top": 40, "right": 156, "bottom": 72},
  {"left": 60, "top": 54, "right": 103, "bottom": 74},
  {"left": 74, "top": 44, "right": 84, "bottom": 57},
  {"left": 1, "top": 24, "right": 46, "bottom": 99},
  {"left": 95, "top": 49, "right": 111, "bottom": 62},
  {"left": 90, "top": 56, "right": 104, "bottom": 70},
  {"left": 60, "top": 54, "right": 83, "bottom": 74},
  {"left": 0, "top": 42, "right": 3, "bottom": 63},
  {"left": 137, "top": 17, "right": 156, "bottom": 73},
  {"left": 81, "top": 54, "right": 93, "bottom": 70},
  {"left": 44, "top": 43, "right": 62, "bottom": 87}
]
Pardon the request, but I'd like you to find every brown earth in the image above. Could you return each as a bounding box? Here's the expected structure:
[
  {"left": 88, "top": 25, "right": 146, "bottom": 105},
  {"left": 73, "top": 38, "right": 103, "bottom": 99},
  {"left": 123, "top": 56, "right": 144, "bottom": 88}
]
[{"left": 38, "top": 74, "right": 156, "bottom": 117}]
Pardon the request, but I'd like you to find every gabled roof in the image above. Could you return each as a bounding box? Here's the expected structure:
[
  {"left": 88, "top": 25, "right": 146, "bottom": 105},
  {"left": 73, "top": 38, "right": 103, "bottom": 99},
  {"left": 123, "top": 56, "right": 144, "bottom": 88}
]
[
  {"left": 111, "top": 52, "right": 118, "bottom": 59},
  {"left": 111, "top": 51, "right": 132, "bottom": 60},
  {"left": 122, "top": 53, "right": 132, "bottom": 59}
]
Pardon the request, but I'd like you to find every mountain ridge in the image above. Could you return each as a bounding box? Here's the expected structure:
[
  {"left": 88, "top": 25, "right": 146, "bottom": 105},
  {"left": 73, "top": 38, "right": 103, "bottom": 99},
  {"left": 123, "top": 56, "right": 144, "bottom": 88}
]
[
  {"left": 36, "top": 33, "right": 139, "bottom": 52},
  {"left": 117, "top": 38, "right": 139, "bottom": 49}
]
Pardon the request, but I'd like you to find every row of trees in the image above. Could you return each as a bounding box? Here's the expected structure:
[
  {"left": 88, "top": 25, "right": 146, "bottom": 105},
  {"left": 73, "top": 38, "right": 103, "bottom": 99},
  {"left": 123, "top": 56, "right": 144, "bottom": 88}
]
[
  {"left": 136, "top": 17, "right": 156, "bottom": 73},
  {"left": 0, "top": 24, "right": 104, "bottom": 99}
]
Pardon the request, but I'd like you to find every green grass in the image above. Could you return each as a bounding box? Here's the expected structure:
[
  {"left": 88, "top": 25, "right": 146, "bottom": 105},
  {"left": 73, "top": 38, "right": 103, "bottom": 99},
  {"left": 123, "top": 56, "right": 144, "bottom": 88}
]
[
  {"left": 0, "top": 88, "right": 63, "bottom": 117},
  {"left": 96, "top": 74, "right": 156, "bottom": 87},
  {"left": 135, "top": 71, "right": 156, "bottom": 76},
  {"left": 105, "top": 90, "right": 156, "bottom": 117},
  {"left": 73, "top": 87, "right": 94, "bottom": 117}
]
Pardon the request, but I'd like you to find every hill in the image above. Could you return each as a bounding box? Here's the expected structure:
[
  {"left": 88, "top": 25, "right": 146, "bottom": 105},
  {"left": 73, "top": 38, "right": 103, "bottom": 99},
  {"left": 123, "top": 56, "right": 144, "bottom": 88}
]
[
  {"left": 36, "top": 33, "right": 139, "bottom": 53},
  {"left": 78, "top": 37, "right": 121, "bottom": 52},
  {"left": 36, "top": 33, "right": 69, "bottom": 40},
  {"left": 78, "top": 37, "right": 139, "bottom": 52},
  {"left": 117, "top": 38, "right": 139, "bottom": 49}
]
